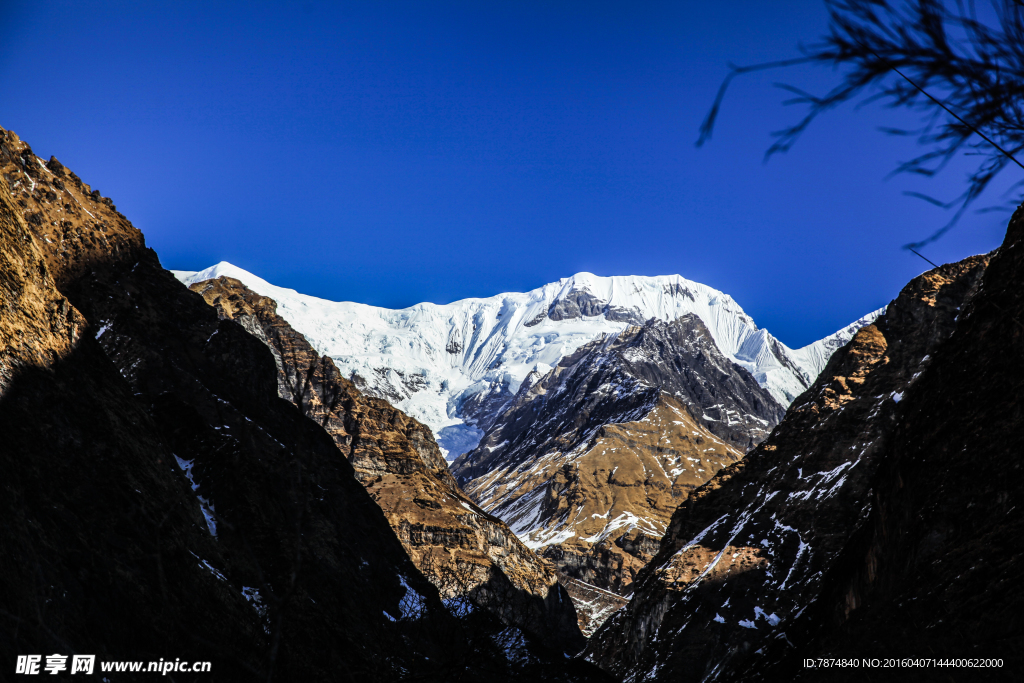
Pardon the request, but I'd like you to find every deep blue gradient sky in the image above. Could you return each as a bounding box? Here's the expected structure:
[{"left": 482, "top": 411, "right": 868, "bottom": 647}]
[{"left": 1, "top": 1, "right": 1013, "bottom": 347}]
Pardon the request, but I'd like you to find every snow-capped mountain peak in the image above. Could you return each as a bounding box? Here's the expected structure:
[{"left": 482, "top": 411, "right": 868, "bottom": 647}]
[{"left": 174, "top": 262, "right": 881, "bottom": 459}]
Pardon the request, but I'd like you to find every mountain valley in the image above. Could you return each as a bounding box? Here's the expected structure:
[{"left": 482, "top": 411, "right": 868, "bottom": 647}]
[{"left": 2, "top": 121, "right": 1020, "bottom": 682}]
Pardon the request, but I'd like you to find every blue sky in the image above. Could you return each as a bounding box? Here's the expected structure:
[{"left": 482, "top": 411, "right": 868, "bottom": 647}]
[{"left": 1, "top": 1, "right": 1012, "bottom": 347}]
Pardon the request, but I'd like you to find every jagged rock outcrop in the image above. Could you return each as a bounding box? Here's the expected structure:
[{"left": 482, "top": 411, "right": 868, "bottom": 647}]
[
  {"left": 0, "top": 125, "right": 608, "bottom": 681},
  {"left": 189, "top": 275, "right": 585, "bottom": 653},
  {"left": 458, "top": 315, "right": 784, "bottom": 473},
  {"left": 452, "top": 315, "right": 784, "bottom": 631},
  {"left": 585, "top": 244, "right": 1011, "bottom": 680}
]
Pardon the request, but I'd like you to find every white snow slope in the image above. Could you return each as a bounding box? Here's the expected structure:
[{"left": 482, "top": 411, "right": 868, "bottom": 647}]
[{"left": 174, "top": 262, "right": 882, "bottom": 460}]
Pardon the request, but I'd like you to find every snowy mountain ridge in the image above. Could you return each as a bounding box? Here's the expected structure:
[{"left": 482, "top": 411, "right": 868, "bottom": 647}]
[{"left": 174, "top": 262, "right": 882, "bottom": 459}]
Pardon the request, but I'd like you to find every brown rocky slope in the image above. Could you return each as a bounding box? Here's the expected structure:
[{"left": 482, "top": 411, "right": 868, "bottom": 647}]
[
  {"left": 0, "top": 125, "right": 608, "bottom": 681},
  {"left": 188, "top": 274, "right": 584, "bottom": 652},
  {"left": 586, "top": 229, "right": 1022, "bottom": 681}
]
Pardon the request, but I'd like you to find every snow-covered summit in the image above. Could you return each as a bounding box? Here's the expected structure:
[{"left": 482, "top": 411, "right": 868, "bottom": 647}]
[{"left": 174, "top": 262, "right": 881, "bottom": 459}]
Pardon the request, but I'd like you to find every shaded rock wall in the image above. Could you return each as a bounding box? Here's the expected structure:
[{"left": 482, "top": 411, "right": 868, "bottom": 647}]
[
  {"left": 779, "top": 208, "right": 1024, "bottom": 681},
  {"left": 586, "top": 248, "right": 996, "bottom": 681}
]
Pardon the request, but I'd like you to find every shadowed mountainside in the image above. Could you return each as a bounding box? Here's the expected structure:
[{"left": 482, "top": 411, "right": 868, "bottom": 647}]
[
  {"left": 0, "top": 125, "right": 609, "bottom": 681},
  {"left": 188, "top": 274, "right": 584, "bottom": 653}
]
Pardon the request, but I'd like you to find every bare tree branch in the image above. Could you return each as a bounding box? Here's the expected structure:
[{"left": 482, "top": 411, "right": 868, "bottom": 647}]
[{"left": 698, "top": 0, "right": 1024, "bottom": 250}]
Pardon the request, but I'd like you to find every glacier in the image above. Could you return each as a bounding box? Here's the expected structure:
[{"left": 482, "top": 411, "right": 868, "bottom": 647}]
[{"left": 174, "top": 262, "right": 882, "bottom": 460}]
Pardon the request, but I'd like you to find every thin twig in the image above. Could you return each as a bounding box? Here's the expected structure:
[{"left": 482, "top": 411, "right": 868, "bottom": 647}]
[
  {"left": 887, "top": 64, "right": 1024, "bottom": 171},
  {"left": 908, "top": 247, "right": 941, "bottom": 268}
]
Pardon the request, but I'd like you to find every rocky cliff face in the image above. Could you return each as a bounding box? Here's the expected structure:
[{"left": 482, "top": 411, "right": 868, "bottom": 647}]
[
  {"left": 0, "top": 125, "right": 608, "bottom": 681},
  {"left": 585, "top": 246, "right": 1003, "bottom": 681},
  {"left": 786, "top": 209, "right": 1023, "bottom": 681},
  {"left": 452, "top": 315, "right": 784, "bottom": 632},
  {"left": 188, "top": 274, "right": 584, "bottom": 653},
  {"left": 0, "top": 161, "right": 85, "bottom": 394}
]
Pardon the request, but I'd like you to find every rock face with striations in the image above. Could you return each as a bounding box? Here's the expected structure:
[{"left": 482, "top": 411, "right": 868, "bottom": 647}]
[
  {"left": 584, "top": 239, "right": 1019, "bottom": 680},
  {"left": 0, "top": 125, "right": 608, "bottom": 681},
  {"left": 188, "top": 274, "right": 584, "bottom": 652},
  {"left": 452, "top": 314, "right": 785, "bottom": 632}
]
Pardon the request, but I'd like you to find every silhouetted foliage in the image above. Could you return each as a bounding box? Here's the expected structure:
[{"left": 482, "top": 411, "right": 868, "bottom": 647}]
[{"left": 699, "top": 0, "right": 1024, "bottom": 248}]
